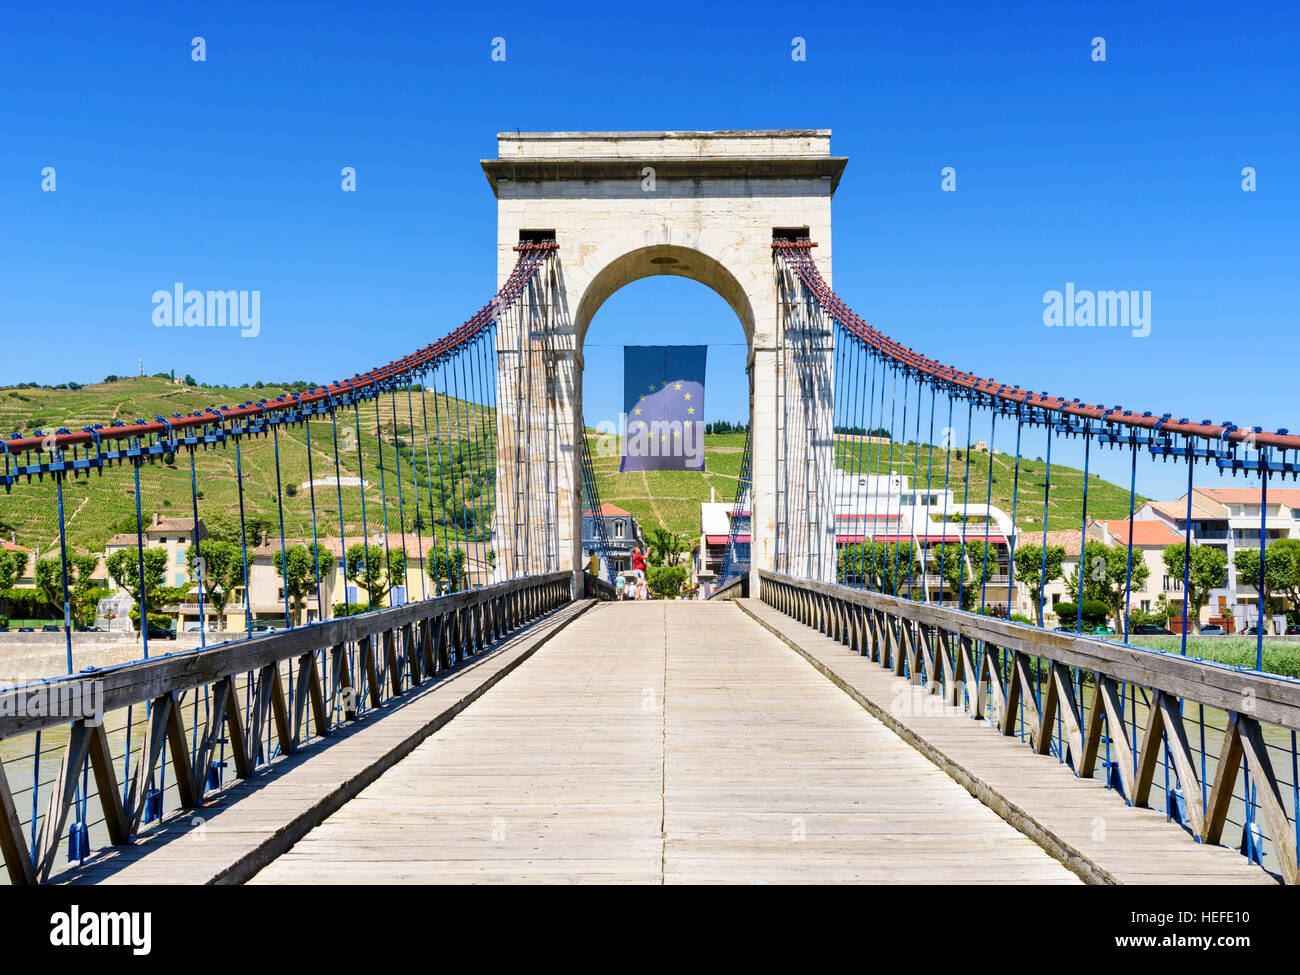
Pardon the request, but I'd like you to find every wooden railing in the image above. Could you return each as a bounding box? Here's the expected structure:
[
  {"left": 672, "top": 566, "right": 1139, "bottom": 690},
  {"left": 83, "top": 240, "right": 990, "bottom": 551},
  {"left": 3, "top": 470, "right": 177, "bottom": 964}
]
[
  {"left": 0, "top": 571, "right": 572, "bottom": 884},
  {"left": 758, "top": 570, "right": 1300, "bottom": 884}
]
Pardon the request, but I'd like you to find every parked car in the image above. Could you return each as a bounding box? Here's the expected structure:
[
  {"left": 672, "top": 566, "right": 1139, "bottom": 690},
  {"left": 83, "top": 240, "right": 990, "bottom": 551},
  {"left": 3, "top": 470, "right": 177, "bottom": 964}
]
[
  {"left": 41, "top": 624, "right": 61, "bottom": 633},
  {"left": 1240, "top": 625, "right": 1263, "bottom": 635},
  {"left": 1199, "top": 624, "right": 1226, "bottom": 635},
  {"left": 1130, "top": 623, "right": 1174, "bottom": 636},
  {"left": 17, "top": 627, "right": 34, "bottom": 632},
  {"left": 146, "top": 624, "right": 177, "bottom": 641},
  {"left": 1286, "top": 625, "right": 1300, "bottom": 635}
]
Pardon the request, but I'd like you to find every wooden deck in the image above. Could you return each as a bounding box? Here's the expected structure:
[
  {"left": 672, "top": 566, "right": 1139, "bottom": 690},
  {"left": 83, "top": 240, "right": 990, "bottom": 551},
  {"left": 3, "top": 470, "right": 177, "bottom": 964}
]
[
  {"left": 252, "top": 601, "right": 1079, "bottom": 884},
  {"left": 736, "top": 598, "right": 1279, "bottom": 885},
  {"left": 50, "top": 600, "right": 591, "bottom": 885}
]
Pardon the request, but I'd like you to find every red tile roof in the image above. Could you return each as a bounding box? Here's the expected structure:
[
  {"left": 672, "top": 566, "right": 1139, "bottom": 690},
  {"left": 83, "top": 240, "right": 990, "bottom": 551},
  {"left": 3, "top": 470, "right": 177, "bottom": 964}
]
[
  {"left": 1094, "top": 519, "right": 1183, "bottom": 547},
  {"left": 1196, "top": 487, "right": 1300, "bottom": 507}
]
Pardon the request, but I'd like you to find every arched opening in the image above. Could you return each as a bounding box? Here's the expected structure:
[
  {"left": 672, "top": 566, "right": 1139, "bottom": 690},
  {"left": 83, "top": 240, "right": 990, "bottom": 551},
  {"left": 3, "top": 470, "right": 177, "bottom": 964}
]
[{"left": 577, "top": 262, "right": 753, "bottom": 600}]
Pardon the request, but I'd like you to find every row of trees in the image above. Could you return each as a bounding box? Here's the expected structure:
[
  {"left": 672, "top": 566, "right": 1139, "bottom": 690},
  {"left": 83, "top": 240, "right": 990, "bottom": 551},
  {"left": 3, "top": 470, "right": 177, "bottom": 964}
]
[
  {"left": 180, "top": 539, "right": 468, "bottom": 631},
  {"left": 1, "top": 534, "right": 471, "bottom": 635},
  {"left": 837, "top": 540, "right": 1009, "bottom": 610},
  {"left": 841, "top": 532, "right": 1300, "bottom": 634},
  {"left": 835, "top": 539, "right": 1157, "bottom": 628}
]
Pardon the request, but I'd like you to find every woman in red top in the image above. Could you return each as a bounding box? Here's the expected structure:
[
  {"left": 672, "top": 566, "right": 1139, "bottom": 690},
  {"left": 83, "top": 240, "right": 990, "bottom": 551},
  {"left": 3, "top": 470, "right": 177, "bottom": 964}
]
[{"left": 632, "top": 547, "right": 647, "bottom": 599}]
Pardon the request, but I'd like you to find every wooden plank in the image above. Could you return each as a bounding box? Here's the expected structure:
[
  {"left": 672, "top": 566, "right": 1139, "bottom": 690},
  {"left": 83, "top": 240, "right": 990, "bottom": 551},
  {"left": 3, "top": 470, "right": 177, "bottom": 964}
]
[
  {"left": 362, "top": 636, "right": 382, "bottom": 709},
  {"left": 36, "top": 728, "right": 93, "bottom": 877},
  {"left": 291, "top": 652, "right": 314, "bottom": 750},
  {"left": 1078, "top": 675, "right": 1134, "bottom": 799},
  {"left": 0, "top": 756, "right": 36, "bottom": 885},
  {"left": 1012, "top": 652, "right": 1042, "bottom": 747},
  {"left": 740, "top": 597, "right": 1276, "bottom": 887},
  {"left": 268, "top": 663, "right": 292, "bottom": 759},
  {"left": 126, "top": 695, "right": 173, "bottom": 833},
  {"left": 1050, "top": 663, "right": 1084, "bottom": 771},
  {"left": 1235, "top": 715, "right": 1299, "bottom": 885},
  {"left": 957, "top": 637, "right": 983, "bottom": 718},
  {"left": 223, "top": 677, "right": 252, "bottom": 779},
  {"left": 1132, "top": 690, "right": 1166, "bottom": 810},
  {"left": 192, "top": 678, "right": 232, "bottom": 801},
  {"left": 307, "top": 652, "right": 329, "bottom": 738},
  {"left": 330, "top": 644, "right": 356, "bottom": 722},
  {"left": 251, "top": 602, "right": 1078, "bottom": 887},
  {"left": 384, "top": 630, "right": 402, "bottom": 698},
  {"left": 1155, "top": 692, "right": 1205, "bottom": 837},
  {"left": 1000, "top": 645, "right": 1023, "bottom": 737},
  {"left": 1202, "top": 713, "right": 1243, "bottom": 847},
  {"left": 164, "top": 694, "right": 200, "bottom": 809}
]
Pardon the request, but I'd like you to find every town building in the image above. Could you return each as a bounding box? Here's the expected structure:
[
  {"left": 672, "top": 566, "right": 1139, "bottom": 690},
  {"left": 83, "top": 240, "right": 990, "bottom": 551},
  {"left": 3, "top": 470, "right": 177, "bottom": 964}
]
[
  {"left": 1134, "top": 487, "right": 1300, "bottom": 628},
  {"left": 582, "top": 503, "right": 642, "bottom": 577}
]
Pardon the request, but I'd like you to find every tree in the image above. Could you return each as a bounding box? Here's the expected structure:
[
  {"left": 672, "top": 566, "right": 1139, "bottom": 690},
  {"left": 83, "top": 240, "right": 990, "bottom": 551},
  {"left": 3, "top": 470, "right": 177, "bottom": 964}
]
[
  {"left": 934, "top": 544, "right": 975, "bottom": 610},
  {"left": 34, "top": 553, "right": 102, "bottom": 628},
  {"left": 1162, "top": 543, "right": 1228, "bottom": 634},
  {"left": 837, "top": 542, "right": 919, "bottom": 595},
  {"left": 963, "top": 540, "right": 1004, "bottom": 596},
  {"left": 646, "top": 527, "right": 684, "bottom": 567},
  {"left": 0, "top": 549, "right": 26, "bottom": 591},
  {"left": 1064, "top": 540, "right": 1151, "bottom": 627},
  {"left": 105, "top": 548, "right": 169, "bottom": 635},
  {"left": 273, "top": 543, "right": 333, "bottom": 624},
  {"left": 1233, "top": 541, "right": 1299, "bottom": 618},
  {"left": 427, "top": 545, "right": 466, "bottom": 594},
  {"left": 187, "top": 540, "right": 243, "bottom": 631},
  {"left": 1096, "top": 542, "right": 1151, "bottom": 627},
  {"left": 1012, "top": 544, "right": 1066, "bottom": 626},
  {"left": 647, "top": 565, "right": 687, "bottom": 599},
  {"left": 344, "top": 543, "right": 406, "bottom": 608}
]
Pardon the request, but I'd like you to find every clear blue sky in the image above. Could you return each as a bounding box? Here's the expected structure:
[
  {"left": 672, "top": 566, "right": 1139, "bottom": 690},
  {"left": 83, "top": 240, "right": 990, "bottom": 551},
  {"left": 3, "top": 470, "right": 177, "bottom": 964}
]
[{"left": 1, "top": 1, "right": 1295, "bottom": 499}]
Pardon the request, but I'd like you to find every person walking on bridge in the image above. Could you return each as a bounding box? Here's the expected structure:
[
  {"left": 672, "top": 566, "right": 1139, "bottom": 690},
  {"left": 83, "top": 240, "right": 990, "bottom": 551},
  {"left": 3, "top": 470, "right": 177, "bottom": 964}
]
[{"left": 632, "top": 545, "right": 647, "bottom": 600}]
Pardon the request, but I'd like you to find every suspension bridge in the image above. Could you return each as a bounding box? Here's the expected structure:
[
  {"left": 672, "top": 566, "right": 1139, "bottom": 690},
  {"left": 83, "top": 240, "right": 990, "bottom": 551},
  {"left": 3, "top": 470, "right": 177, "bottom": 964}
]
[{"left": 0, "top": 130, "right": 1296, "bottom": 885}]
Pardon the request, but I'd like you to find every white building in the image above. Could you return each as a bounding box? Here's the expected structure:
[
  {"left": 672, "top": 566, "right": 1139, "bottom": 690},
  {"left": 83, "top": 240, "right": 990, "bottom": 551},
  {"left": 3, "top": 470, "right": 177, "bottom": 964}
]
[{"left": 829, "top": 468, "right": 1024, "bottom": 614}]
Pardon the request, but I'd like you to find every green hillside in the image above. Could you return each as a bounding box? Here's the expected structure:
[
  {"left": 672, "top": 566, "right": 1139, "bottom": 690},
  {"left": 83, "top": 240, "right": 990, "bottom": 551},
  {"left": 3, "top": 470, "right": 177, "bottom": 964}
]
[
  {"left": 0, "top": 379, "right": 1145, "bottom": 554},
  {"left": 0, "top": 377, "right": 493, "bottom": 555}
]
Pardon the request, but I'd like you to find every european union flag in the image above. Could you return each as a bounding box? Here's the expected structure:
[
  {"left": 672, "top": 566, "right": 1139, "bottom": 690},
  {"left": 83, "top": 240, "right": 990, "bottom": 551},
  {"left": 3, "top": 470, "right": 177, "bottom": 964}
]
[{"left": 622, "top": 345, "right": 707, "bottom": 472}]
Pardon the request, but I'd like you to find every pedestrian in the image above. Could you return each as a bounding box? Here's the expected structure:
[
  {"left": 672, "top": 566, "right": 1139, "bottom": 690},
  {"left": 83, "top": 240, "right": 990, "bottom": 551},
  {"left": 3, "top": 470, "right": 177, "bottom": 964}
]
[
  {"left": 615, "top": 573, "right": 627, "bottom": 600},
  {"left": 632, "top": 545, "right": 647, "bottom": 600}
]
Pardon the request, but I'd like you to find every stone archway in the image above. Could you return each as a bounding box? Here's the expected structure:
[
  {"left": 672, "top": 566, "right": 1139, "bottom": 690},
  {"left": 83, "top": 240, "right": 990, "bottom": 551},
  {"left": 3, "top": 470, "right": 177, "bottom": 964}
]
[{"left": 484, "top": 130, "right": 846, "bottom": 593}]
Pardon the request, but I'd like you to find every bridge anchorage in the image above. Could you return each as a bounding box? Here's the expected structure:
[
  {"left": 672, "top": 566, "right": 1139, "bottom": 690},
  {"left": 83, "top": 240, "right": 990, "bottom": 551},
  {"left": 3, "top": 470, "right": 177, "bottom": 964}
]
[{"left": 0, "top": 130, "right": 1295, "bottom": 897}]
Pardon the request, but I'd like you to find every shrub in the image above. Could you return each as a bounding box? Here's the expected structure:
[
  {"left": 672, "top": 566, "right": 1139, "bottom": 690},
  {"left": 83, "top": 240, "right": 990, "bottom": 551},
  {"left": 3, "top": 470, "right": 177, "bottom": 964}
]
[
  {"left": 647, "top": 565, "right": 687, "bottom": 599},
  {"left": 128, "top": 608, "right": 172, "bottom": 630},
  {"left": 333, "top": 602, "right": 369, "bottom": 618},
  {"left": 1126, "top": 607, "right": 1168, "bottom": 629},
  {"left": 1054, "top": 599, "right": 1110, "bottom": 627},
  {"left": 0, "top": 588, "right": 57, "bottom": 619}
]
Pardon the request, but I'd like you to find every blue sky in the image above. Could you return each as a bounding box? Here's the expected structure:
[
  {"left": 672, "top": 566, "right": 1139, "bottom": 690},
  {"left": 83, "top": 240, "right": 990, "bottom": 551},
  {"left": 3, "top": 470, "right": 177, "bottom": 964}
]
[{"left": 1, "top": 1, "right": 1295, "bottom": 499}]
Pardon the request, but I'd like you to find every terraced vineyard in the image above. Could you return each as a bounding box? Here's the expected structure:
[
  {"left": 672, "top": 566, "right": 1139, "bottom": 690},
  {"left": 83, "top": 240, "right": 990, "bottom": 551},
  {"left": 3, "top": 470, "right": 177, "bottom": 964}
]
[{"left": 0, "top": 379, "right": 1145, "bottom": 554}]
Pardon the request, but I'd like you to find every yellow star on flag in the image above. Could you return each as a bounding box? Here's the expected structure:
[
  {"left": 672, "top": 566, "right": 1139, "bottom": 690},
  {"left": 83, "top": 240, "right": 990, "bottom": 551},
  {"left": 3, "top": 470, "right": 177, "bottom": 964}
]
[
  {"left": 683, "top": 393, "right": 691, "bottom": 400},
  {"left": 634, "top": 407, "right": 642, "bottom": 415},
  {"left": 687, "top": 407, "right": 695, "bottom": 414},
  {"left": 674, "top": 382, "right": 682, "bottom": 390}
]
